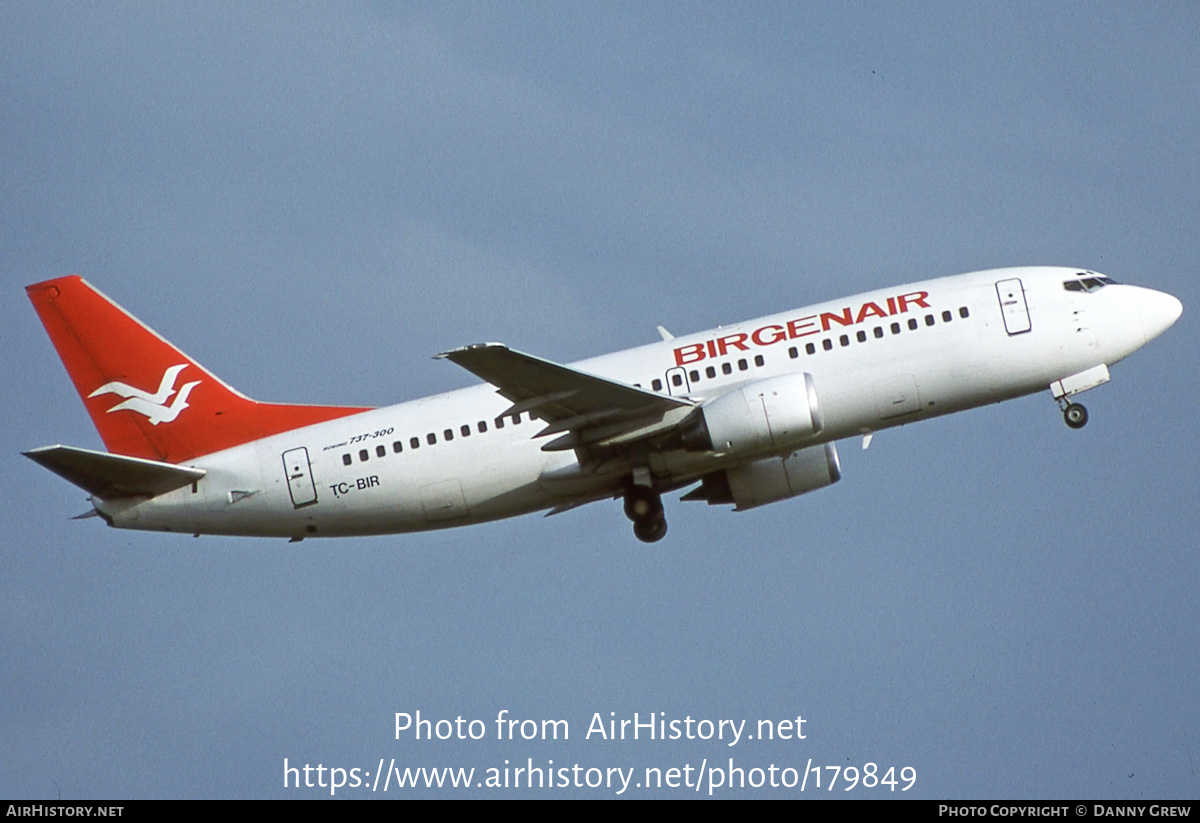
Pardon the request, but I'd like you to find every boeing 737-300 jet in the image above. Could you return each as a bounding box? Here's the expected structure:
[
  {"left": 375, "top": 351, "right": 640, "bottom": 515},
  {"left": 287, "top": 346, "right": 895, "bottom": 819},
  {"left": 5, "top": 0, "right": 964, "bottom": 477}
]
[{"left": 24, "top": 267, "right": 1181, "bottom": 542}]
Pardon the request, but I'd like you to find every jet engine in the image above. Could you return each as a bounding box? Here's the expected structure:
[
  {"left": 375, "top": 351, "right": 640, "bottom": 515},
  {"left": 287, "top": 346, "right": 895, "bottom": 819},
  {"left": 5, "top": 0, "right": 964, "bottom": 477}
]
[
  {"left": 680, "top": 373, "right": 823, "bottom": 455},
  {"left": 682, "top": 442, "right": 841, "bottom": 510}
]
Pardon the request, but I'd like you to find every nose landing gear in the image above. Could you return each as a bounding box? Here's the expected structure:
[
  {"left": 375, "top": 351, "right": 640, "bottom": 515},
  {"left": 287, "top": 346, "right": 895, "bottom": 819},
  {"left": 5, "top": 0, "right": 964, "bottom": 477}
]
[
  {"left": 624, "top": 485, "right": 667, "bottom": 543},
  {"left": 1051, "top": 366, "right": 1109, "bottom": 430},
  {"left": 1060, "top": 400, "right": 1089, "bottom": 429}
]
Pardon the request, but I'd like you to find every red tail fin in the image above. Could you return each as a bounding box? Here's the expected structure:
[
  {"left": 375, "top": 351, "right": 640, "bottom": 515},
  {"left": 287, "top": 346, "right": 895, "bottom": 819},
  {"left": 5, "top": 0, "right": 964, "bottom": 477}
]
[{"left": 27, "top": 276, "right": 371, "bottom": 463}]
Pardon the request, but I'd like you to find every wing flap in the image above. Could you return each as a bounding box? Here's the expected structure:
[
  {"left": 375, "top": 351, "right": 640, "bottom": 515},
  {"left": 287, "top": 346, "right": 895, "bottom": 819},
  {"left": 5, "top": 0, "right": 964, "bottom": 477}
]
[
  {"left": 436, "top": 343, "right": 692, "bottom": 446},
  {"left": 24, "top": 444, "right": 206, "bottom": 499}
]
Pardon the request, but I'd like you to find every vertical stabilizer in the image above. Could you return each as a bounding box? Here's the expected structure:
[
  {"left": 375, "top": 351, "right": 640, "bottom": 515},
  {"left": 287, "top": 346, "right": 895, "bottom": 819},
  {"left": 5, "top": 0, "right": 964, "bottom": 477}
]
[{"left": 27, "top": 276, "right": 370, "bottom": 463}]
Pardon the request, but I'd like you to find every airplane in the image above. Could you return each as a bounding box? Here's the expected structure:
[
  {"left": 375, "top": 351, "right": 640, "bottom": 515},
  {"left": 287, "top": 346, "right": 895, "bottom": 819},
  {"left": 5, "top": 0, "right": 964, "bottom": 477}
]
[{"left": 23, "top": 267, "right": 1181, "bottom": 543}]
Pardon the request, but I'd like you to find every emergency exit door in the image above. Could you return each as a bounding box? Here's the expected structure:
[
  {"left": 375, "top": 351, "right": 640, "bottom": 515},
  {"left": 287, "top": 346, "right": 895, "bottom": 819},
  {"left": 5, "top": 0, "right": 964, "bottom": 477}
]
[{"left": 664, "top": 366, "right": 691, "bottom": 396}]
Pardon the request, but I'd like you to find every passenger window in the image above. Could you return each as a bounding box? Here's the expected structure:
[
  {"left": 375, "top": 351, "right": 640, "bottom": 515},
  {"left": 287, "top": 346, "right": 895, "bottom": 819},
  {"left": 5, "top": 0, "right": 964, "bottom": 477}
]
[
  {"left": 908, "top": 318, "right": 918, "bottom": 331},
  {"left": 393, "top": 441, "right": 403, "bottom": 453},
  {"left": 891, "top": 322, "right": 901, "bottom": 334},
  {"left": 672, "top": 373, "right": 683, "bottom": 387},
  {"left": 856, "top": 330, "right": 866, "bottom": 343},
  {"left": 942, "top": 310, "right": 952, "bottom": 322},
  {"left": 494, "top": 417, "right": 505, "bottom": 429},
  {"left": 444, "top": 428, "right": 454, "bottom": 441},
  {"left": 427, "top": 433, "right": 437, "bottom": 445},
  {"left": 410, "top": 437, "right": 420, "bottom": 450},
  {"left": 689, "top": 370, "right": 699, "bottom": 382},
  {"left": 461, "top": 424, "right": 470, "bottom": 437},
  {"left": 959, "top": 306, "right": 970, "bottom": 318},
  {"left": 376, "top": 445, "right": 386, "bottom": 458},
  {"left": 738, "top": 359, "right": 748, "bottom": 371},
  {"left": 342, "top": 454, "right": 352, "bottom": 466},
  {"left": 512, "top": 414, "right": 521, "bottom": 425},
  {"left": 359, "top": 449, "right": 369, "bottom": 462},
  {"left": 874, "top": 326, "right": 884, "bottom": 339},
  {"left": 839, "top": 335, "right": 849, "bottom": 347},
  {"left": 706, "top": 366, "right": 716, "bottom": 378},
  {"left": 477, "top": 421, "right": 487, "bottom": 433},
  {"left": 925, "top": 314, "right": 935, "bottom": 326},
  {"left": 822, "top": 339, "right": 833, "bottom": 351},
  {"left": 722, "top": 363, "right": 732, "bottom": 375},
  {"left": 652, "top": 379, "right": 663, "bottom": 391},
  {"left": 805, "top": 342, "right": 816, "bottom": 355},
  {"left": 754, "top": 354, "right": 764, "bottom": 367},
  {"left": 788, "top": 347, "right": 798, "bottom": 359}
]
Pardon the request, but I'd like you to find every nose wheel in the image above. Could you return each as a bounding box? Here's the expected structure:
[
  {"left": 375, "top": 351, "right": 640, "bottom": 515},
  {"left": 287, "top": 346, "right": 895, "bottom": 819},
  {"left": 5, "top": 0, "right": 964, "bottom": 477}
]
[
  {"left": 624, "top": 486, "right": 667, "bottom": 543},
  {"left": 1062, "top": 402, "right": 1088, "bottom": 429}
]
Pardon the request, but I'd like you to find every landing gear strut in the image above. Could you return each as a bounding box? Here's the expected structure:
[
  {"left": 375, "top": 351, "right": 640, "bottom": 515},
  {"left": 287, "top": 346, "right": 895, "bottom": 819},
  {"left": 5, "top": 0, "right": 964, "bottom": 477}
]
[
  {"left": 1060, "top": 400, "right": 1089, "bottom": 429},
  {"left": 624, "top": 485, "right": 667, "bottom": 543}
]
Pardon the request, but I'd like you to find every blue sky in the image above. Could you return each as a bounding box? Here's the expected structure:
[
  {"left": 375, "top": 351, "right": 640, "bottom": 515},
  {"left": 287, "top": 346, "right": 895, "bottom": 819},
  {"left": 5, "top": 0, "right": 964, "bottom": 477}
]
[{"left": 3, "top": 2, "right": 1197, "bottom": 798}]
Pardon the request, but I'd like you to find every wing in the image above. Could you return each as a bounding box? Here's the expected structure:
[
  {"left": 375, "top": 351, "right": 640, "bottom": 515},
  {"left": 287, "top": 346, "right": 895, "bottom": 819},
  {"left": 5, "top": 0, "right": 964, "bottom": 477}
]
[{"left": 436, "top": 343, "right": 694, "bottom": 451}]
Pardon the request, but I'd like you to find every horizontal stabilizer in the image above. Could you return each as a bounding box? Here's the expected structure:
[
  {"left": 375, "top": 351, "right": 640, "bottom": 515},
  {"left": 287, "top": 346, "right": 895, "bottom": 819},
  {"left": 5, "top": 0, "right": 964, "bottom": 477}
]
[{"left": 24, "top": 445, "right": 206, "bottom": 499}]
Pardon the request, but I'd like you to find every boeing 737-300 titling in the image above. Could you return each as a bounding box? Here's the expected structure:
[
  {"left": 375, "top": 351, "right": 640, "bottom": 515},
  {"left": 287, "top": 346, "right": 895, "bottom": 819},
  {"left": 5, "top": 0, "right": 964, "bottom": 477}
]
[{"left": 24, "top": 268, "right": 1181, "bottom": 542}]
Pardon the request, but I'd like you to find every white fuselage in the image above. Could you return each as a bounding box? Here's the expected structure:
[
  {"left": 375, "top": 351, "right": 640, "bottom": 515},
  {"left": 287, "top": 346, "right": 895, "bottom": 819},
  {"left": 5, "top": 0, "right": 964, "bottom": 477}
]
[{"left": 96, "top": 267, "right": 1180, "bottom": 538}]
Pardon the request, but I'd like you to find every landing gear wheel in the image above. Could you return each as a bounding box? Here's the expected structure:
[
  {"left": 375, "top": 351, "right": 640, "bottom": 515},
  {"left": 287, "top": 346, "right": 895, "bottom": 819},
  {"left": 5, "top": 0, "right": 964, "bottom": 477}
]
[
  {"left": 623, "top": 487, "right": 662, "bottom": 522},
  {"left": 633, "top": 516, "right": 668, "bottom": 543},
  {"left": 1064, "top": 403, "right": 1089, "bottom": 429},
  {"left": 624, "top": 481, "right": 667, "bottom": 543}
]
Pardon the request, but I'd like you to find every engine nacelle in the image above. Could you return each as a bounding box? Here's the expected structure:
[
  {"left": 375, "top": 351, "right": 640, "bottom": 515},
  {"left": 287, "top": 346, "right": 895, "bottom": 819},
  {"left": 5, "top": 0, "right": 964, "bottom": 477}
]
[
  {"left": 681, "top": 373, "right": 823, "bottom": 455},
  {"left": 684, "top": 442, "right": 841, "bottom": 510}
]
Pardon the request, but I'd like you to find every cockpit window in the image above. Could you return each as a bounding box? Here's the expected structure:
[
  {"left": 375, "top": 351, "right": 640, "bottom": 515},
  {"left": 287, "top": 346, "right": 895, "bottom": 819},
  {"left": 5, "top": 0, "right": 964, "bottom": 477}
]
[{"left": 1063, "top": 275, "right": 1117, "bottom": 293}]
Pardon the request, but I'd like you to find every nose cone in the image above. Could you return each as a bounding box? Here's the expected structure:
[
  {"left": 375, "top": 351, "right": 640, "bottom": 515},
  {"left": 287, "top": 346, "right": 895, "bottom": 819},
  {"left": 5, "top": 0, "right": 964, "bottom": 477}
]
[{"left": 1138, "top": 289, "right": 1183, "bottom": 345}]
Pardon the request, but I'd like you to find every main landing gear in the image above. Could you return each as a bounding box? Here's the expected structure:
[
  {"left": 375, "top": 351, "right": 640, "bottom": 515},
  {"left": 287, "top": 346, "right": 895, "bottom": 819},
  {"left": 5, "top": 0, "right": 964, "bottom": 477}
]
[
  {"left": 1059, "top": 400, "right": 1089, "bottom": 429},
  {"left": 624, "top": 485, "right": 668, "bottom": 543}
]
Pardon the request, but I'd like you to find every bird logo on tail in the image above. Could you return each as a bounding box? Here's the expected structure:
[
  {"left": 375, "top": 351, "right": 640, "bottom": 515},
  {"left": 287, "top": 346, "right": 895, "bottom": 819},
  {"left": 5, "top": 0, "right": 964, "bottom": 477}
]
[{"left": 88, "top": 364, "right": 201, "bottom": 426}]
